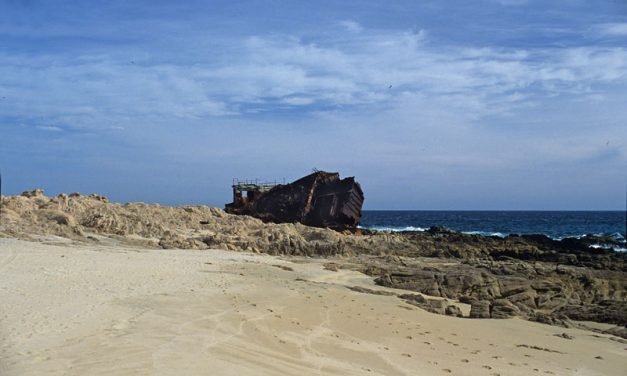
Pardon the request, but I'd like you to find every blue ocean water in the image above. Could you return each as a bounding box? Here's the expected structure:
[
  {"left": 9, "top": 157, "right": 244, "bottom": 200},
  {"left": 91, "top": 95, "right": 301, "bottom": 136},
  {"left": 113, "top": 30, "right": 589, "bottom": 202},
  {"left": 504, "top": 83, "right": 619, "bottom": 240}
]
[{"left": 360, "top": 211, "right": 626, "bottom": 243}]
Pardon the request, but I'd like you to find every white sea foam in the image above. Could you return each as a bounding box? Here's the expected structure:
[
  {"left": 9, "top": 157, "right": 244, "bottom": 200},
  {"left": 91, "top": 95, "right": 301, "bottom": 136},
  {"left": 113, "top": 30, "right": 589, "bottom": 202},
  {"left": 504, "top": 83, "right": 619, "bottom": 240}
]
[
  {"left": 462, "top": 231, "right": 507, "bottom": 238},
  {"left": 590, "top": 244, "right": 627, "bottom": 252},
  {"left": 358, "top": 225, "right": 427, "bottom": 232},
  {"left": 359, "top": 225, "right": 626, "bottom": 247}
]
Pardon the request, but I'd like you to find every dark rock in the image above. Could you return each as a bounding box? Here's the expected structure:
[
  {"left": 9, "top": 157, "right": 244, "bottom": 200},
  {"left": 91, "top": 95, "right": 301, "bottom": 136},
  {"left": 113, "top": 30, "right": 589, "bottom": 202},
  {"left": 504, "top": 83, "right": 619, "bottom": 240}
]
[{"left": 427, "top": 226, "right": 454, "bottom": 234}]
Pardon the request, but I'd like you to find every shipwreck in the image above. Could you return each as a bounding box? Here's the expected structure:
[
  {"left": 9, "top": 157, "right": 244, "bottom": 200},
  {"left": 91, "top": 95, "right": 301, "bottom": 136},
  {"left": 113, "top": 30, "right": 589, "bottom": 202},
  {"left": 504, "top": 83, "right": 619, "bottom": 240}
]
[{"left": 225, "top": 171, "right": 364, "bottom": 230}]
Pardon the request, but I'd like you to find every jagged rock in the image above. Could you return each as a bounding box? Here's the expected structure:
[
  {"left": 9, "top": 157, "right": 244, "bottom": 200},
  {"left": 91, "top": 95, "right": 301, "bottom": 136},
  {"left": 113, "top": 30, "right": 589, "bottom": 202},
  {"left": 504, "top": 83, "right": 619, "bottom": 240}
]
[
  {"left": 498, "top": 279, "right": 531, "bottom": 297},
  {"left": 535, "top": 295, "right": 567, "bottom": 310},
  {"left": 21, "top": 189, "right": 45, "bottom": 198},
  {"left": 427, "top": 226, "right": 454, "bottom": 234},
  {"left": 529, "top": 312, "right": 572, "bottom": 328},
  {"left": 491, "top": 299, "right": 521, "bottom": 319},
  {"left": 87, "top": 194, "right": 108, "bottom": 203},
  {"left": 469, "top": 300, "right": 491, "bottom": 318},
  {"left": 459, "top": 295, "right": 475, "bottom": 304},
  {"left": 556, "top": 301, "right": 627, "bottom": 326},
  {"left": 506, "top": 290, "right": 537, "bottom": 310},
  {"left": 445, "top": 305, "right": 463, "bottom": 317}
]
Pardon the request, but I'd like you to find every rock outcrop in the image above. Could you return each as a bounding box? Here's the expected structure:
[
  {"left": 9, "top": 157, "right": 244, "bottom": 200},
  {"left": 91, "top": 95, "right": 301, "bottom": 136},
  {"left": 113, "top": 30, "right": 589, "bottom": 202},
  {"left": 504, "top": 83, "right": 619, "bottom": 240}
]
[{"left": 0, "top": 190, "right": 625, "bottom": 335}]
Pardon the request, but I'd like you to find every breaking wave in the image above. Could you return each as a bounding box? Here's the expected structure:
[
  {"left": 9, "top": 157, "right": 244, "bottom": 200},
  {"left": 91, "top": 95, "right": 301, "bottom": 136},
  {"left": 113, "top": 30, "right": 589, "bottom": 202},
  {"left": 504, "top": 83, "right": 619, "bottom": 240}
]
[{"left": 358, "top": 225, "right": 427, "bottom": 232}]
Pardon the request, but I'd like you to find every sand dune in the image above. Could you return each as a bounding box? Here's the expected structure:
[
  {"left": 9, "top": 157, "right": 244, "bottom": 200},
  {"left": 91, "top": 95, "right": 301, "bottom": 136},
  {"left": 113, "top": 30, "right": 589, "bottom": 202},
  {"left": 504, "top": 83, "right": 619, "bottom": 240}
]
[{"left": 1, "top": 238, "right": 624, "bottom": 375}]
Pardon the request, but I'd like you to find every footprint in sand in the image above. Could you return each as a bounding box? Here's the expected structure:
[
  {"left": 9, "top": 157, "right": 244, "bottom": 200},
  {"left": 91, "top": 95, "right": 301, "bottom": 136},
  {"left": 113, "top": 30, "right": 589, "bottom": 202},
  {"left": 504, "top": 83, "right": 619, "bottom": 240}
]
[{"left": 442, "top": 369, "right": 452, "bottom": 373}]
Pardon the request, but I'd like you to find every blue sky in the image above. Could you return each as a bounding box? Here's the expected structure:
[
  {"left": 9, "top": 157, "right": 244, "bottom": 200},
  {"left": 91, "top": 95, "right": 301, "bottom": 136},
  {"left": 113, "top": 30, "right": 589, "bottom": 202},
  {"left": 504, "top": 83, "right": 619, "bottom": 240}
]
[{"left": 1, "top": 0, "right": 626, "bottom": 209}]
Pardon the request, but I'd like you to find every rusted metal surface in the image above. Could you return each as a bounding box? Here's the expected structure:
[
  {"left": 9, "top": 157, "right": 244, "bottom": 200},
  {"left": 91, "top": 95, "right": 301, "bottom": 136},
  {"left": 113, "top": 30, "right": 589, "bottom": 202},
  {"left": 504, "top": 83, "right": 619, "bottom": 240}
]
[{"left": 225, "top": 171, "right": 364, "bottom": 230}]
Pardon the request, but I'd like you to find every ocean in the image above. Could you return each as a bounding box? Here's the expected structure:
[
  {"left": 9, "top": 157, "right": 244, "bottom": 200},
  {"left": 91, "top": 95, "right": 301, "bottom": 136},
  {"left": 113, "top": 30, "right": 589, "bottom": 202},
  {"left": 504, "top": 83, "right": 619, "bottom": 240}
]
[{"left": 360, "top": 211, "right": 626, "bottom": 244}]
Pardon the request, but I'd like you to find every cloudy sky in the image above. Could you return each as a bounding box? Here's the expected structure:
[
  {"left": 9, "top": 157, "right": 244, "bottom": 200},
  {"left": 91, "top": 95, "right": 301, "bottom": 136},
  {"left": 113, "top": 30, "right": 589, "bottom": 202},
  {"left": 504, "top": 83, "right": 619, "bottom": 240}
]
[{"left": 1, "top": 0, "right": 626, "bottom": 209}]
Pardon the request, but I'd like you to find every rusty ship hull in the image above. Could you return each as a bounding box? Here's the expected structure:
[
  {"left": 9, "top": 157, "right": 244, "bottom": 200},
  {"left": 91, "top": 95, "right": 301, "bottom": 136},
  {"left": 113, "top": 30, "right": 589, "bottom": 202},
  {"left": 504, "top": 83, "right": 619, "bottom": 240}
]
[{"left": 225, "top": 171, "right": 364, "bottom": 230}]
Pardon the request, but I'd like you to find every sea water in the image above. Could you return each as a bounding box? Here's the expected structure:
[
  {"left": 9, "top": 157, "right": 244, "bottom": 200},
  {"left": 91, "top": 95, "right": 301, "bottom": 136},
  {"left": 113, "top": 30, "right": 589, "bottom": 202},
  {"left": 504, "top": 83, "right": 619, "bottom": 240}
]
[{"left": 360, "top": 211, "right": 626, "bottom": 248}]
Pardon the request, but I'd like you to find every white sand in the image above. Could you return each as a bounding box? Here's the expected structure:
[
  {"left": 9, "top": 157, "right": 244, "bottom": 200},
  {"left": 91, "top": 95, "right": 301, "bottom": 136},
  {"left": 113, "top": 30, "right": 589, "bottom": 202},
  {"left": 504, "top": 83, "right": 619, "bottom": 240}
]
[{"left": 0, "top": 238, "right": 624, "bottom": 375}]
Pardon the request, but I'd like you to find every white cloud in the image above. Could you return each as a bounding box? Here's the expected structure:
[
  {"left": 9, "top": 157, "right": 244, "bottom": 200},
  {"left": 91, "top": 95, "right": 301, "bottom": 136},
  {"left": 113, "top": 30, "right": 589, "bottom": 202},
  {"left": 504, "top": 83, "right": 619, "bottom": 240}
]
[
  {"left": 596, "top": 23, "right": 627, "bottom": 36},
  {"left": 338, "top": 20, "right": 363, "bottom": 34},
  {"left": 35, "top": 125, "right": 63, "bottom": 132},
  {"left": 1, "top": 23, "right": 626, "bottom": 139}
]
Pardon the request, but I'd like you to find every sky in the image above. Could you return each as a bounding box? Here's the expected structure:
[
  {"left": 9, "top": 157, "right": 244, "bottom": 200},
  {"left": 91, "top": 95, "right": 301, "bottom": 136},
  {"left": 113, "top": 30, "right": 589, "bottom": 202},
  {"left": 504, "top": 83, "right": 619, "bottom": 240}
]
[{"left": 0, "top": 0, "right": 626, "bottom": 210}]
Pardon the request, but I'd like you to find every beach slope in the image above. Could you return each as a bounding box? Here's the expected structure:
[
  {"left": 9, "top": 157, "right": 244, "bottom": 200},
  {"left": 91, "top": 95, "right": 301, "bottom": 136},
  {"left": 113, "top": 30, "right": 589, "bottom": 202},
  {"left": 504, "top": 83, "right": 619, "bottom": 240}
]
[{"left": 1, "top": 238, "right": 624, "bottom": 375}]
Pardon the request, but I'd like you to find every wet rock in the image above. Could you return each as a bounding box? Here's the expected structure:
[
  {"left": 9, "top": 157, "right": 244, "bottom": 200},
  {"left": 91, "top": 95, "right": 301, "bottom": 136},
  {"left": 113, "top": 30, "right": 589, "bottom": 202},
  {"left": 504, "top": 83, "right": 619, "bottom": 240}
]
[{"left": 427, "top": 226, "right": 454, "bottom": 234}]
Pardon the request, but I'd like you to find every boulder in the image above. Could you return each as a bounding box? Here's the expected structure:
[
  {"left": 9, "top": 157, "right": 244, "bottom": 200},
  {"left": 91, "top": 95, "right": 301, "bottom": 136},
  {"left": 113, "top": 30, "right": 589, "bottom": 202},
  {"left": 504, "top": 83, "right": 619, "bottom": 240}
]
[{"left": 445, "top": 305, "right": 463, "bottom": 317}]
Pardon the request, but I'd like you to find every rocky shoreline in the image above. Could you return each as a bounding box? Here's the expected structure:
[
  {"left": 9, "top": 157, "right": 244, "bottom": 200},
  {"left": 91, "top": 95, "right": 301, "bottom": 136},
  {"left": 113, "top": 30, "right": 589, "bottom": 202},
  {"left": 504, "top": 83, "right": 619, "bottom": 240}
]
[{"left": 1, "top": 190, "right": 625, "bottom": 339}]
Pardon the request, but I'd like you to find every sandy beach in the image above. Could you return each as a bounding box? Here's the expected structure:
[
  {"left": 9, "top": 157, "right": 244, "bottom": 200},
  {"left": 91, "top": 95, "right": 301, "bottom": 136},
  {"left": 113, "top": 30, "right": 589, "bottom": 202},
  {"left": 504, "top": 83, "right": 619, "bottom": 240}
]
[{"left": 1, "top": 237, "right": 624, "bottom": 375}]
